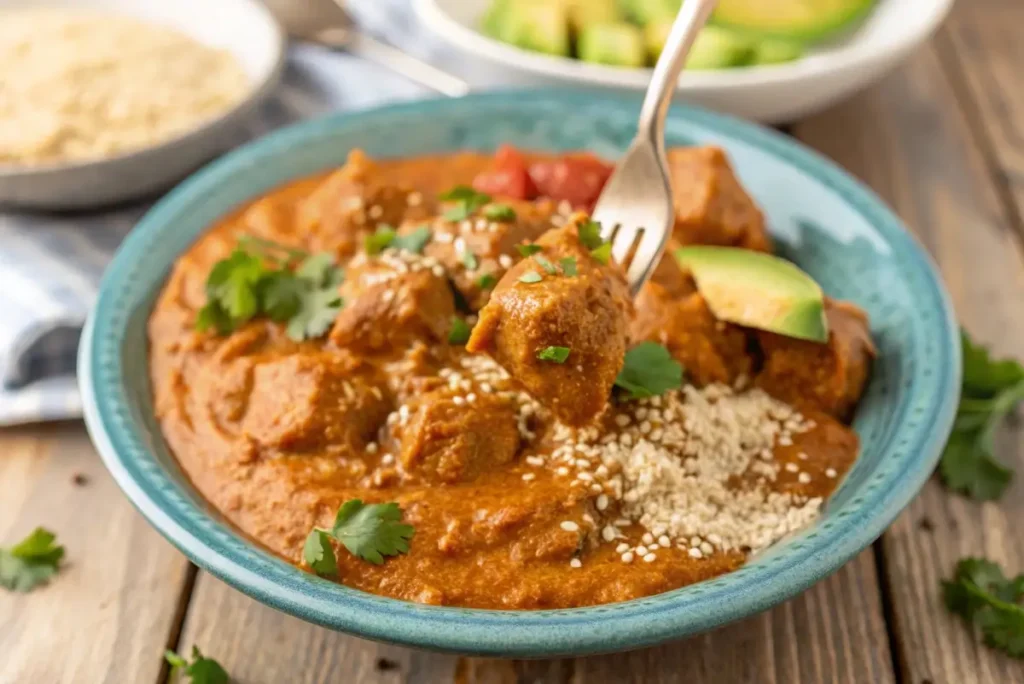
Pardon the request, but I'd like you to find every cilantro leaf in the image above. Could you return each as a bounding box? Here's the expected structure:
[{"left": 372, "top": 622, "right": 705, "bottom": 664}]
[
  {"left": 165, "top": 646, "right": 229, "bottom": 684},
  {"left": 477, "top": 273, "right": 497, "bottom": 290},
  {"left": 303, "top": 530, "right": 338, "bottom": 577},
  {"left": 578, "top": 220, "right": 604, "bottom": 249},
  {"left": 238, "top": 235, "right": 308, "bottom": 266},
  {"left": 448, "top": 317, "right": 472, "bottom": 345},
  {"left": 518, "top": 271, "right": 543, "bottom": 284},
  {"left": 537, "top": 346, "right": 570, "bottom": 363},
  {"left": 560, "top": 257, "right": 578, "bottom": 276},
  {"left": 205, "top": 249, "right": 265, "bottom": 322},
  {"left": 942, "top": 557, "right": 1024, "bottom": 658},
  {"left": 516, "top": 243, "right": 542, "bottom": 257},
  {"left": 285, "top": 287, "right": 343, "bottom": 342},
  {"left": 440, "top": 186, "right": 491, "bottom": 222},
  {"left": 939, "top": 330, "right": 1023, "bottom": 500},
  {"left": 534, "top": 255, "right": 557, "bottom": 275},
  {"left": 330, "top": 500, "right": 415, "bottom": 565},
  {"left": 462, "top": 250, "right": 479, "bottom": 270},
  {"left": 484, "top": 204, "right": 517, "bottom": 222},
  {"left": 590, "top": 242, "right": 612, "bottom": 265},
  {"left": 392, "top": 226, "right": 432, "bottom": 254},
  {"left": 614, "top": 342, "right": 684, "bottom": 400},
  {"left": 0, "top": 527, "right": 64, "bottom": 592},
  {"left": 365, "top": 225, "right": 397, "bottom": 255}
]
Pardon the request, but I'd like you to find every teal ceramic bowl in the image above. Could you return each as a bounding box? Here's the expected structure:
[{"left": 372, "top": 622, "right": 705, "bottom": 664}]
[{"left": 79, "top": 91, "right": 960, "bottom": 657}]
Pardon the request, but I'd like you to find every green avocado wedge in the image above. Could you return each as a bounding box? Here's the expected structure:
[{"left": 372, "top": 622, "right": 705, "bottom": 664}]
[
  {"left": 675, "top": 246, "right": 829, "bottom": 342},
  {"left": 579, "top": 22, "right": 647, "bottom": 67},
  {"left": 712, "top": 0, "right": 877, "bottom": 43}
]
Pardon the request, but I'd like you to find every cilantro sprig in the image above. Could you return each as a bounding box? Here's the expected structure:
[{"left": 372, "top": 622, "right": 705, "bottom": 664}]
[
  {"left": 0, "top": 527, "right": 64, "bottom": 592},
  {"left": 440, "top": 186, "right": 492, "bottom": 222},
  {"left": 537, "top": 346, "right": 570, "bottom": 363},
  {"left": 477, "top": 273, "right": 497, "bottom": 290},
  {"left": 304, "top": 499, "right": 415, "bottom": 570},
  {"left": 448, "top": 317, "right": 472, "bottom": 345},
  {"left": 484, "top": 204, "right": 516, "bottom": 222},
  {"left": 614, "top": 342, "right": 684, "bottom": 400},
  {"left": 364, "top": 225, "right": 432, "bottom": 255},
  {"left": 943, "top": 557, "right": 1024, "bottom": 658},
  {"left": 577, "top": 219, "right": 613, "bottom": 264},
  {"left": 939, "top": 330, "right": 1023, "bottom": 500},
  {"left": 165, "top": 646, "right": 229, "bottom": 684},
  {"left": 196, "top": 237, "right": 344, "bottom": 342}
]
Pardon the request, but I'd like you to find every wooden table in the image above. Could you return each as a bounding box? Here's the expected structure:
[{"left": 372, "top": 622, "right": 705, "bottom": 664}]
[{"left": 3, "top": 3, "right": 1022, "bottom": 682}]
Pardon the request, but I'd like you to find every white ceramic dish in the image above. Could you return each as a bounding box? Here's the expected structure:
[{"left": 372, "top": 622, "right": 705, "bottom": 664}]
[
  {"left": 414, "top": 0, "right": 955, "bottom": 124},
  {"left": 0, "top": 0, "right": 286, "bottom": 210}
]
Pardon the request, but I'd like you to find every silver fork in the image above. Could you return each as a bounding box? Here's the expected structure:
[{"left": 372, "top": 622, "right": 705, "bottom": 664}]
[{"left": 592, "top": 0, "right": 719, "bottom": 294}]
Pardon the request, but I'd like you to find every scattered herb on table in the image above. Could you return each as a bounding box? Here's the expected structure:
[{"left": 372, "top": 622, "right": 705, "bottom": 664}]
[
  {"left": 518, "top": 271, "right": 543, "bottom": 284},
  {"left": 304, "top": 499, "right": 415, "bottom": 570},
  {"left": 939, "top": 330, "right": 1024, "bottom": 500},
  {"left": 477, "top": 273, "right": 497, "bottom": 290},
  {"left": 483, "top": 204, "right": 516, "bottom": 222},
  {"left": 440, "top": 185, "right": 491, "bottom": 221},
  {"left": 516, "top": 243, "right": 543, "bottom": 257},
  {"left": 559, "top": 257, "right": 578, "bottom": 276},
  {"left": 196, "top": 236, "right": 343, "bottom": 341},
  {"left": 534, "top": 255, "right": 558, "bottom": 275},
  {"left": 614, "top": 342, "right": 684, "bottom": 400},
  {"left": 0, "top": 527, "right": 64, "bottom": 592},
  {"left": 165, "top": 646, "right": 229, "bottom": 684},
  {"left": 942, "top": 557, "right": 1024, "bottom": 659},
  {"left": 537, "top": 346, "right": 571, "bottom": 363},
  {"left": 448, "top": 317, "right": 472, "bottom": 345}
]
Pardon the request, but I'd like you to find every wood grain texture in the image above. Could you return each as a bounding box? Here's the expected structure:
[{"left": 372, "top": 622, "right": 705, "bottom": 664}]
[
  {"left": 793, "top": 43, "right": 1024, "bottom": 684},
  {"left": 176, "top": 550, "right": 891, "bottom": 684},
  {"left": 938, "top": 0, "right": 1024, "bottom": 236},
  {"left": 0, "top": 423, "right": 193, "bottom": 684}
]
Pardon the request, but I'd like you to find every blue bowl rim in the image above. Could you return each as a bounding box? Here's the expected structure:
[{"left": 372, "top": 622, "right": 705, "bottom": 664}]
[{"left": 79, "top": 89, "right": 960, "bottom": 657}]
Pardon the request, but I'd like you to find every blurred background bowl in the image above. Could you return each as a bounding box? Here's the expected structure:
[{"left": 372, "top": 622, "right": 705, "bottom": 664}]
[
  {"left": 414, "top": 0, "right": 955, "bottom": 123},
  {"left": 0, "top": 0, "right": 285, "bottom": 210}
]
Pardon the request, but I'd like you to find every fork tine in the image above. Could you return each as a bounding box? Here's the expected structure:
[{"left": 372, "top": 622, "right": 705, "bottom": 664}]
[
  {"left": 611, "top": 226, "right": 640, "bottom": 266},
  {"left": 626, "top": 228, "right": 669, "bottom": 291}
]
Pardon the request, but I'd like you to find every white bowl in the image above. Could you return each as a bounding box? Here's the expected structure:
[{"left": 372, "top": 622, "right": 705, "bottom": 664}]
[
  {"left": 0, "top": 0, "right": 286, "bottom": 210},
  {"left": 414, "top": 0, "right": 955, "bottom": 124}
]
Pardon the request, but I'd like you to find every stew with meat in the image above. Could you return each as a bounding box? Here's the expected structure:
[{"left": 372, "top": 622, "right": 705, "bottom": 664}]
[{"left": 148, "top": 144, "right": 874, "bottom": 609}]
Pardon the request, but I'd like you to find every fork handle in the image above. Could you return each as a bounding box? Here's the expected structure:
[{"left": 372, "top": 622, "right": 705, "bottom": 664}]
[{"left": 637, "top": 0, "right": 719, "bottom": 147}]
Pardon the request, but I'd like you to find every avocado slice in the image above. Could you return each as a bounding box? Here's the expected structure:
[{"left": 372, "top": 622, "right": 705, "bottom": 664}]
[
  {"left": 578, "top": 22, "right": 647, "bottom": 68},
  {"left": 751, "top": 39, "right": 805, "bottom": 66},
  {"left": 567, "top": 0, "right": 621, "bottom": 32},
  {"left": 488, "top": 1, "right": 572, "bottom": 57},
  {"left": 712, "top": 0, "right": 877, "bottom": 43},
  {"left": 618, "top": 0, "right": 681, "bottom": 26},
  {"left": 682, "top": 27, "right": 755, "bottom": 70},
  {"left": 675, "top": 246, "right": 829, "bottom": 342}
]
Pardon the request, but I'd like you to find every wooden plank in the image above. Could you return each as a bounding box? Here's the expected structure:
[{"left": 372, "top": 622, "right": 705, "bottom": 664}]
[
  {"left": 177, "top": 550, "right": 890, "bottom": 684},
  {"left": 0, "top": 423, "right": 193, "bottom": 684},
  {"left": 938, "top": 0, "right": 1024, "bottom": 233},
  {"left": 793, "top": 43, "right": 1024, "bottom": 684}
]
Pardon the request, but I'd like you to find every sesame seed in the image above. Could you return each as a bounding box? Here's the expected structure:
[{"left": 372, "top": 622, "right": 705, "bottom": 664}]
[
  {"left": 643, "top": 553, "right": 657, "bottom": 563},
  {"left": 641, "top": 532, "right": 654, "bottom": 545},
  {"left": 616, "top": 543, "right": 630, "bottom": 553},
  {"left": 577, "top": 472, "right": 594, "bottom": 482},
  {"left": 689, "top": 548, "right": 703, "bottom": 559},
  {"left": 452, "top": 396, "right": 465, "bottom": 406},
  {"left": 569, "top": 558, "right": 582, "bottom": 568},
  {"left": 798, "top": 472, "right": 812, "bottom": 484},
  {"left": 560, "top": 521, "right": 580, "bottom": 532},
  {"left": 525, "top": 456, "right": 545, "bottom": 467},
  {"left": 498, "top": 254, "right": 513, "bottom": 268},
  {"left": 700, "top": 541, "right": 713, "bottom": 555},
  {"left": 381, "top": 454, "right": 394, "bottom": 465},
  {"left": 602, "top": 526, "right": 617, "bottom": 542},
  {"left": 366, "top": 442, "right": 378, "bottom": 454},
  {"left": 615, "top": 414, "right": 631, "bottom": 427},
  {"left": 785, "top": 463, "right": 799, "bottom": 473},
  {"left": 431, "top": 265, "right": 445, "bottom": 277},
  {"left": 556, "top": 467, "right": 569, "bottom": 476},
  {"left": 825, "top": 468, "right": 837, "bottom": 478},
  {"left": 596, "top": 494, "right": 609, "bottom": 510},
  {"left": 621, "top": 552, "right": 634, "bottom": 563},
  {"left": 658, "top": 535, "right": 671, "bottom": 548},
  {"left": 797, "top": 452, "right": 808, "bottom": 460},
  {"left": 522, "top": 473, "right": 535, "bottom": 482},
  {"left": 635, "top": 545, "right": 648, "bottom": 556}
]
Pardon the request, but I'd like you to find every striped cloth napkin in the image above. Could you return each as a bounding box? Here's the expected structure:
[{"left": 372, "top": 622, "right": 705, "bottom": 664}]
[{"left": 0, "top": 1, "right": 510, "bottom": 425}]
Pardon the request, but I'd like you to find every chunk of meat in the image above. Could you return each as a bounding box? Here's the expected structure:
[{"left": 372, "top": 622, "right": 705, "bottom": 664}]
[
  {"left": 330, "top": 254, "right": 456, "bottom": 354},
  {"left": 396, "top": 387, "right": 520, "bottom": 484},
  {"left": 631, "top": 282, "right": 756, "bottom": 387},
  {"left": 755, "top": 299, "right": 875, "bottom": 420},
  {"left": 471, "top": 144, "right": 538, "bottom": 201},
  {"left": 297, "top": 150, "right": 434, "bottom": 257},
  {"left": 408, "top": 198, "right": 558, "bottom": 310},
  {"left": 667, "top": 146, "right": 771, "bottom": 252},
  {"left": 467, "top": 217, "right": 632, "bottom": 426},
  {"left": 235, "top": 353, "right": 391, "bottom": 453}
]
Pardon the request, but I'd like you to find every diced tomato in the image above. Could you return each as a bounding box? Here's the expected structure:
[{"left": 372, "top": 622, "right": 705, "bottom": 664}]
[
  {"left": 528, "top": 153, "right": 613, "bottom": 211},
  {"left": 472, "top": 144, "right": 538, "bottom": 200}
]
